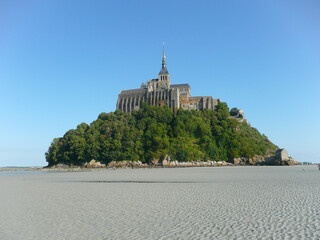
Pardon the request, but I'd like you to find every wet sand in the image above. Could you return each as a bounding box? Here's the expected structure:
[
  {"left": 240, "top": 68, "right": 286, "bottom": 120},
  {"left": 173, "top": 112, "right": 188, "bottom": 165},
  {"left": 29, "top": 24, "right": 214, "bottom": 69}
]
[{"left": 0, "top": 165, "right": 319, "bottom": 239}]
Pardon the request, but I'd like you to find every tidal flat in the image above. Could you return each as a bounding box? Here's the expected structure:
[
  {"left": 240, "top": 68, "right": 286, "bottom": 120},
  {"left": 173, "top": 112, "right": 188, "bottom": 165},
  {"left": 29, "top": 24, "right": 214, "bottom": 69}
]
[{"left": 0, "top": 165, "right": 319, "bottom": 239}]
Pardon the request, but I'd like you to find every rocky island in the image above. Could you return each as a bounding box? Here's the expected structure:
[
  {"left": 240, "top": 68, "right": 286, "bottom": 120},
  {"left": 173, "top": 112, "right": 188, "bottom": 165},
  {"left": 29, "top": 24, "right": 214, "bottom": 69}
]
[
  {"left": 46, "top": 47, "right": 298, "bottom": 168},
  {"left": 45, "top": 103, "right": 298, "bottom": 169}
]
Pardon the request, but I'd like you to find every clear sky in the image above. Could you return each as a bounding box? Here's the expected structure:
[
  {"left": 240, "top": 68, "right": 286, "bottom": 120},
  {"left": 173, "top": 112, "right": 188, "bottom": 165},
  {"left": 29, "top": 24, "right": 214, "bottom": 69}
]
[{"left": 1, "top": 0, "right": 319, "bottom": 166}]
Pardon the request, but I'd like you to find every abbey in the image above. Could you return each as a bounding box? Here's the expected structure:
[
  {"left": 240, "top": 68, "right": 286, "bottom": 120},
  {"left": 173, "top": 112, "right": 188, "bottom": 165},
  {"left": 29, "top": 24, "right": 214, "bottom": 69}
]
[{"left": 116, "top": 45, "right": 221, "bottom": 112}]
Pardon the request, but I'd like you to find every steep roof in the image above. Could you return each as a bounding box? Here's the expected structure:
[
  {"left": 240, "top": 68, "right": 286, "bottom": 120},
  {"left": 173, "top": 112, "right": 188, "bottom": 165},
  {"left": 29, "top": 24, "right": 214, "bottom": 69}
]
[
  {"left": 159, "top": 42, "right": 169, "bottom": 75},
  {"left": 119, "top": 88, "right": 146, "bottom": 96},
  {"left": 159, "top": 67, "right": 169, "bottom": 75},
  {"left": 171, "top": 84, "right": 190, "bottom": 88}
]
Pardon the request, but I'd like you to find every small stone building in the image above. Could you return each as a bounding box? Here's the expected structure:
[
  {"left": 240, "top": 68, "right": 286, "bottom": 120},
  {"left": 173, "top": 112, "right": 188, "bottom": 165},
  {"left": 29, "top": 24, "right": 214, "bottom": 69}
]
[
  {"left": 116, "top": 45, "right": 220, "bottom": 112},
  {"left": 275, "top": 148, "right": 289, "bottom": 161}
]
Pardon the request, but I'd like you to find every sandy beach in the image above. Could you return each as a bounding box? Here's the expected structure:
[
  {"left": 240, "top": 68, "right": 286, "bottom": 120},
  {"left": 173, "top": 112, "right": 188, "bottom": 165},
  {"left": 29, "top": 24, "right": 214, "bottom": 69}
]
[{"left": 0, "top": 165, "right": 319, "bottom": 239}]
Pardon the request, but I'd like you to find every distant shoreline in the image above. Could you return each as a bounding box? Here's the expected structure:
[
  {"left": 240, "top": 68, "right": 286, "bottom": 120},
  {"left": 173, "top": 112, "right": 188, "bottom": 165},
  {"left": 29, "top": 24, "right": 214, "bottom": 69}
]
[{"left": 1, "top": 162, "right": 308, "bottom": 173}]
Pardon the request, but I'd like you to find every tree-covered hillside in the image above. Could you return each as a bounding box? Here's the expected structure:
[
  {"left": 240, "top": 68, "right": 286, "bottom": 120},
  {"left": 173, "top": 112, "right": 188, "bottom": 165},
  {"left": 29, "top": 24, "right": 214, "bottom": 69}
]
[{"left": 45, "top": 103, "right": 278, "bottom": 166}]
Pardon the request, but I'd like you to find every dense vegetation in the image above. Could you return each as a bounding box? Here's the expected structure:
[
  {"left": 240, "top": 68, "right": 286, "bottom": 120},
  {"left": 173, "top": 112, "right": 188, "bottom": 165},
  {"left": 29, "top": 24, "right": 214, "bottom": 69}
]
[{"left": 45, "top": 102, "right": 278, "bottom": 166}]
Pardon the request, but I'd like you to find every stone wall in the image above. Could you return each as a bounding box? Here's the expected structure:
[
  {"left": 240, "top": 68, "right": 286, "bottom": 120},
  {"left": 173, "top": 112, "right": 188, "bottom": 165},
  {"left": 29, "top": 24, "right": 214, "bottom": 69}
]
[{"left": 116, "top": 80, "right": 220, "bottom": 113}]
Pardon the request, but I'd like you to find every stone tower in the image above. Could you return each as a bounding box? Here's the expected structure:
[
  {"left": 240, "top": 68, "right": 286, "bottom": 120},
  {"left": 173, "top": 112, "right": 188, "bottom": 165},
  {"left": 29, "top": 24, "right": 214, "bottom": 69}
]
[{"left": 157, "top": 42, "right": 170, "bottom": 90}]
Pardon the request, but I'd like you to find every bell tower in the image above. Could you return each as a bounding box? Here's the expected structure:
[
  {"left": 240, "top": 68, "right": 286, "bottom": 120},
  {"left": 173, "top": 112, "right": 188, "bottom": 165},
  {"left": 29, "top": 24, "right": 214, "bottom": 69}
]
[{"left": 158, "top": 42, "right": 170, "bottom": 89}]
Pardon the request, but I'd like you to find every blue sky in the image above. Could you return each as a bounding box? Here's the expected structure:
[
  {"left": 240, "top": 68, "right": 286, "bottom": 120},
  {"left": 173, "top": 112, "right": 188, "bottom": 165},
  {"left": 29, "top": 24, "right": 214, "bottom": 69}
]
[{"left": 0, "top": 0, "right": 319, "bottom": 166}]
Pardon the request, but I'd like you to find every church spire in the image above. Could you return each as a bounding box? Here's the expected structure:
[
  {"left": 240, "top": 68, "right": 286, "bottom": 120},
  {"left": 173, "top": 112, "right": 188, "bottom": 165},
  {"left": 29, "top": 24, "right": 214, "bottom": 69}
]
[
  {"left": 159, "top": 42, "right": 169, "bottom": 75},
  {"left": 162, "top": 41, "right": 166, "bottom": 68}
]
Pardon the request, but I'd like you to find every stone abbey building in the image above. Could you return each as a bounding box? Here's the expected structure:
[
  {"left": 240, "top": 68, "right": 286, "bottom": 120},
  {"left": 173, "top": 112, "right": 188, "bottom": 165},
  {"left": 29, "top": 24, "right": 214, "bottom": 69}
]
[{"left": 116, "top": 46, "right": 220, "bottom": 112}]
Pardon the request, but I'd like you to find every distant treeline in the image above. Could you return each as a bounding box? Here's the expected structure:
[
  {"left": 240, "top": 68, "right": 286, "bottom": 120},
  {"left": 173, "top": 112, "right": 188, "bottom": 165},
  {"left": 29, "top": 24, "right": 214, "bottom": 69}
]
[{"left": 45, "top": 103, "right": 277, "bottom": 166}]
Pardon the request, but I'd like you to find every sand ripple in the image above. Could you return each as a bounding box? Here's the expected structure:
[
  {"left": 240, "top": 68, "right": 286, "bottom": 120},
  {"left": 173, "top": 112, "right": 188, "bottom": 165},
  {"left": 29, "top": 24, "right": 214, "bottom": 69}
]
[{"left": 0, "top": 166, "right": 319, "bottom": 239}]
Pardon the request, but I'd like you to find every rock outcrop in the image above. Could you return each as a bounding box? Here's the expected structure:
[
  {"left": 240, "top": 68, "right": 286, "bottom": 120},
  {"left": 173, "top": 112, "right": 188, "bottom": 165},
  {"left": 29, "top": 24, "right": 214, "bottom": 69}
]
[
  {"left": 232, "top": 148, "right": 299, "bottom": 166},
  {"left": 229, "top": 108, "right": 248, "bottom": 124},
  {"left": 106, "top": 158, "right": 233, "bottom": 168},
  {"left": 161, "top": 155, "right": 171, "bottom": 166},
  {"left": 49, "top": 149, "right": 299, "bottom": 170},
  {"left": 232, "top": 155, "right": 267, "bottom": 165},
  {"left": 46, "top": 163, "right": 81, "bottom": 171},
  {"left": 161, "top": 157, "right": 232, "bottom": 167},
  {"left": 265, "top": 149, "right": 299, "bottom": 165},
  {"left": 83, "top": 159, "right": 106, "bottom": 168},
  {"left": 150, "top": 159, "right": 159, "bottom": 166},
  {"left": 49, "top": 163, "right": 71, "bottom": 169},
  {"left": 107, "top": 161, "right": 148, "bottom": 168}
]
